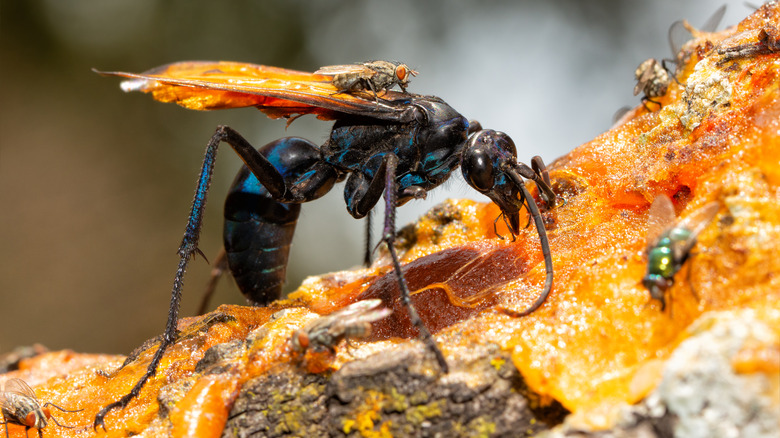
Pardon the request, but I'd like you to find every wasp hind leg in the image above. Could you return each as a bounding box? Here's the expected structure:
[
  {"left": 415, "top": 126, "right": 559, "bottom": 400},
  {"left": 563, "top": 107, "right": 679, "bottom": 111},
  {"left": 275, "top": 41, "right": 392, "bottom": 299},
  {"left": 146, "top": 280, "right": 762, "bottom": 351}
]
[
  {"left": 94, "top": 127, "right": 226, "bottom": 430},
  {"left": 94, "top": 126, "right": 338, "bottom": 429}
]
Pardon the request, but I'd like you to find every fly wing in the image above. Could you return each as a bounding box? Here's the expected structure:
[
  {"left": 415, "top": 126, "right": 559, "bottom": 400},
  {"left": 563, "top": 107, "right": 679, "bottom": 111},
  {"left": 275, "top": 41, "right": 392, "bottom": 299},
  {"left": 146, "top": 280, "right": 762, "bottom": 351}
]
[
  {"left": 302, "top": 300, "right": 391, "bottom": 339},
  {"left": 670, "top": 201, "right": 720, "bottom": 260},
  {"left": 670, "top": 5, "right": 728, "bottom": 57},
  {"left": 336, "top": 300, "right": 392, "bottom": 327},
  {"left": 700, "top": 5, "right": 727, "bottom": 33},
  {"left": 1, "top": 378, "right": 36, "bottom": 399},
  {"left": 314, "top": 64, "right": 373, "bottom": 77},
  {"left": 646, "top": 194, "right": 677, "bottom": 253},
  {"left": 300, "top": 313, "right": 337, "bottom": 337},
  {"left": 324, "top": 300, "right": 392, "bottom": 343},
  {"left": 634, "top": 60, "right": 657, "bottom": 96},
  {"left": 330, "top": 299, "right": 383, "bottom": 319},
  {"left": 95, "top": 61, "right": 411, "bottom": 121}
]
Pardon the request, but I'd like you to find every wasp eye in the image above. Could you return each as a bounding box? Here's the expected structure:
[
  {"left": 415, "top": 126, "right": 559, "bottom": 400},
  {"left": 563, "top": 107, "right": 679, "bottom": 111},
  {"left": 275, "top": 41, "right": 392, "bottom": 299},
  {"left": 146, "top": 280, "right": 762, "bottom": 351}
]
[
  {"left": 462, "top": 146, "right": 494, "bottom": 192},
  {"left": 493, "top": 131, "right": 517, "bottom": 156}
]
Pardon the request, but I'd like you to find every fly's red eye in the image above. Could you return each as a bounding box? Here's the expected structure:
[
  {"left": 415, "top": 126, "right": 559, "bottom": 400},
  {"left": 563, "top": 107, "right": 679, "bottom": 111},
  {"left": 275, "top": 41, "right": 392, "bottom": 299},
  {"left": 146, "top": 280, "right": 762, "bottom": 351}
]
[
  {"left": 25, "top": 412, "right": 37, "bottom": 427},
  {"left": 297, "top": 332, "right": 309, "bottom": 350},
  {"left": 43, "top": 407, "right": 51, "bottom": 419},
  {"left": 395, "top": 65, "right": 407, "bottom": 81}
]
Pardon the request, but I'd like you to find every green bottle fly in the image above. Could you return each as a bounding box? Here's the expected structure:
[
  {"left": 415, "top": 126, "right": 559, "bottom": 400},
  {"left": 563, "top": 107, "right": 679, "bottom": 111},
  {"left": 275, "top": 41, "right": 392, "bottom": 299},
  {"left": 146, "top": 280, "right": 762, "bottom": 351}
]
[{"left": 642, "top": 195, "right": 720, "bottom": 310}]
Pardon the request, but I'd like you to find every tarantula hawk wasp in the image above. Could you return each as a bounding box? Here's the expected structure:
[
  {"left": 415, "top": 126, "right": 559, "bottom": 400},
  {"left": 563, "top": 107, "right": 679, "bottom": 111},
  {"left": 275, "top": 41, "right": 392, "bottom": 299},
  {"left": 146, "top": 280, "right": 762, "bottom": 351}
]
[{"left": 93, "top": 60, "right": 556, "bottom": 429}]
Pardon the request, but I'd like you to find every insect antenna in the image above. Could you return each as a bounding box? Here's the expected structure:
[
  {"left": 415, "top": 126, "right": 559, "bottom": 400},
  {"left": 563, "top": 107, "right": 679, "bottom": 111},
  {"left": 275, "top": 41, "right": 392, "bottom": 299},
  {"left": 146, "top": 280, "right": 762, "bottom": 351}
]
[{"left": 498, "top": 174, "right": 553, "bottom": 317}]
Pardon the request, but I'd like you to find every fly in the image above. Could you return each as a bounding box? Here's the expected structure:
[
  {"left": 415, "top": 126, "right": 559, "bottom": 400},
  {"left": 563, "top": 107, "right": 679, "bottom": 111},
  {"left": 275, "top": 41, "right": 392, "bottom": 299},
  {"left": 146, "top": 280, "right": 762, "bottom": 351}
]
[
  {"left": 291, "top": 299, "right": 392, "bottom": 355},
  {"left": 0, "top": 378, "right": 81, "bottom": 438},
  {"left": 717, "top": 25, "right": 780, "bottom": 64},
  {"left": 315, "top": 60, "right": 418, "bottom": 97},
  {"left": 642, "top": 194, "right": 720, "bottom": 310},
  {"left": 633, "top": 5, "right": 727, "bottom": 110}
]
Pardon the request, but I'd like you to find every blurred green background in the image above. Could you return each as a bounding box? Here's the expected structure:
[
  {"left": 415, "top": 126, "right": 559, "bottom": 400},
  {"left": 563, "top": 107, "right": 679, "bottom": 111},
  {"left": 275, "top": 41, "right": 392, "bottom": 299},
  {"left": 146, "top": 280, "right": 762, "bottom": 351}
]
[{"left": 0, "top": 0, "right": 749, "bottom": 355}]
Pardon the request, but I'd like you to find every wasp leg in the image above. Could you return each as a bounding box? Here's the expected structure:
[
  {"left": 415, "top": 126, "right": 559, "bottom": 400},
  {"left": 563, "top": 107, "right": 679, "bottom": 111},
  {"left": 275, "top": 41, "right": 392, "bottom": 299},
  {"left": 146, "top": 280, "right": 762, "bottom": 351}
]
[
  {"left": 364, "top": 210, "right": 373, "bottom": 266},
  {"left": 227, "top": 137, "right": 340, "bottom": 305},
  {"left": 343, "top": 153, "right": 447, "bottom": 371},
  {"left": 96, "top": 146, "right": 215, "bottom": 428},
  {"left": 379, "top": 154, "right": 448, "bottom": 372},
  {"left": 94, "top": 126, "right": 228, "bottom": 430},
  {"left": 493, "top": 212, "right": 519, "bottom": 241}
]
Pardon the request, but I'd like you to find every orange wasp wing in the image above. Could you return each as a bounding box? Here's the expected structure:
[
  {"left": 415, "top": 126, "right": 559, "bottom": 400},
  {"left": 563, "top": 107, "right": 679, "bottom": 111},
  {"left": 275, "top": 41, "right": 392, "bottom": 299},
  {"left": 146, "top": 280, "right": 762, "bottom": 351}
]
[{"left": 94, "top": 61, "right": 412, "bottom": 121}]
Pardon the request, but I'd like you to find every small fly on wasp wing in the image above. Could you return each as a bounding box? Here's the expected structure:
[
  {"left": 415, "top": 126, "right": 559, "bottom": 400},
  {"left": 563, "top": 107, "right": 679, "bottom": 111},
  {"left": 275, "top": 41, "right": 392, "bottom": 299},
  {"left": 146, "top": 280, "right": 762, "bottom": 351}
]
[
  {"left": 315, "top": 60, "right": 418, "bottom": 97},
  {"left": 642, "top": 195, "right": 720, "bottom": 311},
  {"left": 0, "top": 378, "right": 81, "bottom": 438}
]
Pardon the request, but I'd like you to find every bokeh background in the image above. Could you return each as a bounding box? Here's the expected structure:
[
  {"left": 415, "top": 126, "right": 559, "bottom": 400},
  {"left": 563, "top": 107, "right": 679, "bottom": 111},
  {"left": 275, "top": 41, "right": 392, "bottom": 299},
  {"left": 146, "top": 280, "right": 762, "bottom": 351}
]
[{"left": 0, "top": 0, "right": 751, "bottom": 355}]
